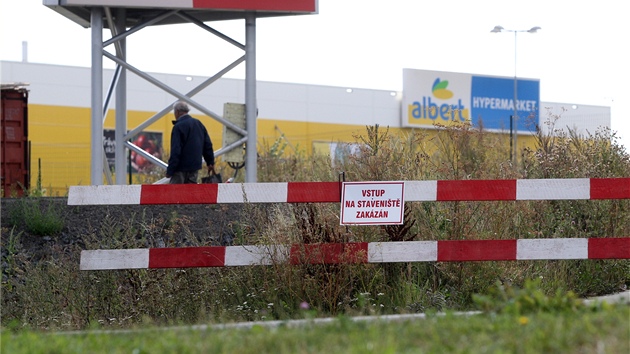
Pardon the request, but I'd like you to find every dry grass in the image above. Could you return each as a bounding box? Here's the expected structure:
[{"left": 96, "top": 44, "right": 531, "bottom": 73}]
[{"left": 2, "top": 120, "right": 629, "bottom": 330}]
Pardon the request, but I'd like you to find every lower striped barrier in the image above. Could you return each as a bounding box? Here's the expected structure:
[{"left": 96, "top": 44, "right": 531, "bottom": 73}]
[{"left": 80, "top": 237, "right": 629, "bottom": 270}]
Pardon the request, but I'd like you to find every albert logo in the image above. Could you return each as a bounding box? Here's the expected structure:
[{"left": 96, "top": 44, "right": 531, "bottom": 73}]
[
  {"left": 432, "top": 78, "right": 454, "bottom": 99},
  {"left": 407, "top": 77, "right": 469, "bottom": 124}
]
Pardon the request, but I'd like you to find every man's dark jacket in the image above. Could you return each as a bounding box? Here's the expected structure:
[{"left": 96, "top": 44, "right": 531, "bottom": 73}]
[{"left": 166, "top": 114, "right": 214, "bottom": 177}]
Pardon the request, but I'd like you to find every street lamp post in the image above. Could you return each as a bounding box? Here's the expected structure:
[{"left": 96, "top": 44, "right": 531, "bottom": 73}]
[{"left": 491, "top": 25, "right": 540, "bottom": 163}]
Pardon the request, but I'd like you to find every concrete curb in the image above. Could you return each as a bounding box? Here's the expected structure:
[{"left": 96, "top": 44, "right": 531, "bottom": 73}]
[{"left": 584, "top": 290, "right": 630, "bottom": 306}]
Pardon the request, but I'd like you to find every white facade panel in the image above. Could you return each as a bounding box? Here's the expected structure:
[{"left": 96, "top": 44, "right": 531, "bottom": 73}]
[
  {"left": 1, "top": 60, "right": 610, "bottom": 134},
  {"left": 539, "top": 102, "right": 611, "bottom": 136},
  {"left": 257, "top": 81, "right": 309, "bottom": 121}
]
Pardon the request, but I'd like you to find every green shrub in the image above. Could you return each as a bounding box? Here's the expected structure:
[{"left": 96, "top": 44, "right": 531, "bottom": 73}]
[
  {"left": 7, "top": 198, "right": 64, "bottom": 236},
  {"left": 473, "top": 278, "right": 582, "bottom": 315}
]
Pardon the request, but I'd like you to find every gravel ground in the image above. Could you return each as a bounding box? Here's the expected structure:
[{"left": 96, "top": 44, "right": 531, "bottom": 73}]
[
  {"left": 2, "top": 198, "right": 628, "bottom": 305},
  {"left": 1, "top": 197, "right": 246, "bottom": 261}
]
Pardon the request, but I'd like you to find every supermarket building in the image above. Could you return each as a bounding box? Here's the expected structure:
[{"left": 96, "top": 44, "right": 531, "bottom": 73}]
[{"left": 1, "top": 60, "right": 610, "bottom": 195}]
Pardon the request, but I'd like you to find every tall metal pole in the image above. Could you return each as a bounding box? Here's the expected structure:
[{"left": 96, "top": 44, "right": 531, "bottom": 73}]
[
  {"left": 115, "top": 8, "right": 127, "bottom": 184},
  {"left": 492, "top": 25, "right": 540, "bottom": 164},
  {"left": 512, "top": 30, "right": 518, "bottom": 164},
  {"left": 245, "top": 13, "right": 257, "bottom": 183},
  {"left": 90, "top": 8, "right": 104, "bottom": 185}
]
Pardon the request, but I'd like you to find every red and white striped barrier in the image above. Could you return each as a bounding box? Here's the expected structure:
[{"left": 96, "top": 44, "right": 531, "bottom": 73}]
[
  {"left": 80, "top": 237, "right": 629, "bottom": 270},
  {"left": 68, "top": 178, "right": 630, "bottom": 205}
]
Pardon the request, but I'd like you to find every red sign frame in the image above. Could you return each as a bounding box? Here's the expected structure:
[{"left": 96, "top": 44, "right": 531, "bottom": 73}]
[{"left": 193, "top": 0, "right": 317, "bottom": 12}]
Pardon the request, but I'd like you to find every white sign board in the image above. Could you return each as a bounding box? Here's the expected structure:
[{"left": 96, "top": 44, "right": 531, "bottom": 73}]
[
  {"left": 340, "top": 182, "right": 405, "bottom": 225},
  {"left": 402, "top": 68, "right": 540, "bottom": 133}
]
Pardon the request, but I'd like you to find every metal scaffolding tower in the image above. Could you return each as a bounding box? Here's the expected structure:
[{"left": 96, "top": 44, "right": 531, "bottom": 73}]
[{"left": 43, "top": 0, "right": 317, "bottom": 184}]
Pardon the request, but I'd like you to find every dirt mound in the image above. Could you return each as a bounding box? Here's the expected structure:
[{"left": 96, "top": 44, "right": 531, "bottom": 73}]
[{"left": 1, "top": 198, "right": 245, "bottom": 262}]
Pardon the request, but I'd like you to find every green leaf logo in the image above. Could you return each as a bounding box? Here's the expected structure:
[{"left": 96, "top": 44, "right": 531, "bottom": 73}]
[{"left": 432, "top": 78, "right": 454, "bottom": 99}]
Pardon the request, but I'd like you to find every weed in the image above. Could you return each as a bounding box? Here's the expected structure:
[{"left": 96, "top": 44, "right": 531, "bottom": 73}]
[
  {"left": 473, "top": 278, "right": 582, "bottom": 315},
  {"left": 1, "top": 121, "right": 628, "bottom": 330},
  {"left": 7, "top": 198, "right": 64, "bottom": 236}
]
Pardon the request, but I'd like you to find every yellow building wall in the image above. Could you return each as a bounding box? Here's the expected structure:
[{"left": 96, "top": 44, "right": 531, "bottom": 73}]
[
  {"left": 256, "top": 119, "right": 375, "bottom": 155},
  {"left": 27, "top": 103, "right": 538, "bottom": 195},
  {"left": 259, "top": 118, "right": 537, "bottom": 159},
  {"left": 29, "top": 104, "right": 173, "bottom": 195}
]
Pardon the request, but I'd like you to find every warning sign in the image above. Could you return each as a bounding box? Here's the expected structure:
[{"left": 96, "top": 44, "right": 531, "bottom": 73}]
[{"left": 340, "top": 181, "right": 405, "bottom": 225}]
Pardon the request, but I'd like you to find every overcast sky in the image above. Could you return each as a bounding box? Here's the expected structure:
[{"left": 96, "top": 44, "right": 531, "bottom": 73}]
[{"left": 1, "top": 0, "right": 629, "bottom": 150}]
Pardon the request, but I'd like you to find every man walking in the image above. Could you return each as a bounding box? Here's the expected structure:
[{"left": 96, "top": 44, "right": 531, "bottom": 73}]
[{"left": 166, "top": 101, "right": 215, "bottom": 184}]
